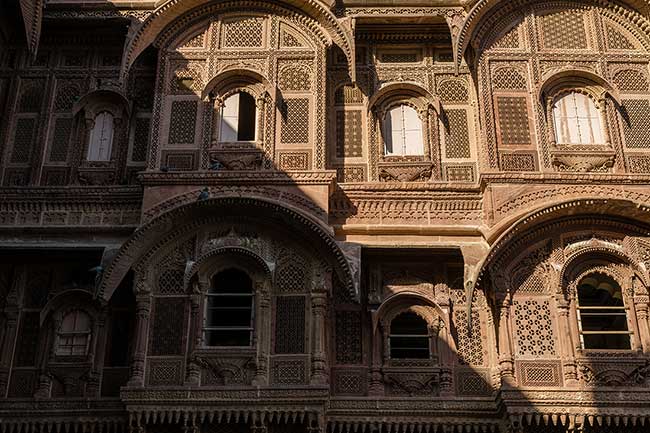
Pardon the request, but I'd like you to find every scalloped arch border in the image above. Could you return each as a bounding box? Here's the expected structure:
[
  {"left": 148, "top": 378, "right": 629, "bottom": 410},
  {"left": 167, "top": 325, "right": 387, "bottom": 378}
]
[
  {"left": 98, "top": 196, "right": 355, "bottom": 302},
  {"left": 120, "top": 0, "right": 354, "bottom": 82},
  {"left": 455, "top": 0, "right": 650, "bottom": 69}
]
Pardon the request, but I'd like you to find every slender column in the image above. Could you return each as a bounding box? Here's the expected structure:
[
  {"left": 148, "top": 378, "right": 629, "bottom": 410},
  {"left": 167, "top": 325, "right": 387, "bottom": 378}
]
[
  {"left": 253, "top": 283, "right": 270, "bottom": 386},
  {"left": 210, "top": 97, "right": 222, "bottom": 147},
  {"left": 310, "top": 289, "right": 328, "bottom": 385},
  {"left": 128, "top": 278, "right": 152, "bottom": 387},
  {"left": 634, "top": 297, "right": 650, "bottom": 354},
  {"left": 496, "top": 297, "right": 515, "bottom": 384},
  {"left": 0, "top": 309, "right": 19, "bottom": 397},
  {"left": 368, "top": 321, "right": 384, "bottom": 396},
  {"left": 556, "top": 297, "right": 578, "bottom": 384}
]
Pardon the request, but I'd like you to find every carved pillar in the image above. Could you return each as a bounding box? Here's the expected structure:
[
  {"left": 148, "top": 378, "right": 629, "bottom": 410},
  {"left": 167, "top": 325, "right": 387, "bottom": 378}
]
[
  {"left": 0, "top": 308, "right": 19, "bottom": 396},
  {"left": 88, "top": 308, "right": 108, "bottom": 397},
  {"left": 368, "top": 321, "right": 384, "bottom": 396},
  {"left": 128, "top": 278, "right": 152, "bottom": 387},
  {"left": 210, "top": 97, "right": 223, "bottom": 147},
  {"left": 556, "top": 296, "right": 578, "bottom": 384},
  {"left": 185, "top": 282, "right": 205, "bottom": 386},
  {"left": 253, "top": 282, "right": 270, "bottom": 386},
  {"left": 633, "top": 277, "right": 650, "bottom": 354},
  {"left": 310, "top": 289, "right": 328, "bottom": 385},
  {"left": 496, "top": 297, "right": 515, "bottom": 384}
]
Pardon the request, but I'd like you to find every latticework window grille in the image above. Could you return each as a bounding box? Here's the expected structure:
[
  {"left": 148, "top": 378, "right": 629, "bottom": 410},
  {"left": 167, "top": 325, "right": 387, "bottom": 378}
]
[
  {"left": 492, "top": 69, "right": 527, "bottom": 90},
  {"left": 540, "top": 12, "right": 588, "bottom": 49},
  {"left": 280, "top": 98, "right": 310, "bottom": 143},
  {"left": 606, "top": 24, "right": 635, "bottom": 50},
  {"left": 131, "top": 117, "right": 150, "bottom": 162},
  {"left": 628, "top": 155, "right": 650, "bottom": 173},
  {"left": 621, "top": 99, "right": 650, "bottom": 148},
  {"left": 275, "top": 262, "right": 307, "bottom": 293},
  {"left": 613, "top": 69, "right": 649, "bottom": 93},
  {"left": 335, "top": 310, "right": 362, "bottom": 364},
  {"left": 336, "top": 110, "right": 363, "bottom": 158},
  {"left": 149, "top": 297, "right": 186, "bottom": 356},
  {"left": 454, "top": 310, "right": 484, "bottom": 366},
  {"left": 11, "top": 118, "right": 36, "bottom": 163},
  {"left": 513, "top": 299, "right": 556, "bottom": 357},
  {"left": 279, "top": 65, "right": 312, "bottom": 92},
  {"left": 222, "top": 17, "right": 264, "bottom": 47},
  {"left": 54, "top": 85, "right": 81, "bottom": 112},
  {"left": 157, "top": 268, "right": 185, "bottom": 295},
  {"left": 274, "top": 296, "right": 305, "bottom": 354},
  {"left": 497, "top": 96, "right": 531, "bottom": 145},
  {"left": 500, "top": 153, "right": 536, "bottom": 171},
  {"left": 18, "top": 80, "right": 44, "bottom": 113},
  {"left": 493, "top": 26, "right": 520, "bottom": 49},
  {"left": 49, "top": 117, "right": 73, "bottom": 162},
  {"left": 438, "top": 79, "right": 468, "bottom": 103},
  {"left": 168, "top": 100, "right": 197, "bottom": 144},
  {"left": 444, "top": 109, "right": 471, "bottom": 158}
]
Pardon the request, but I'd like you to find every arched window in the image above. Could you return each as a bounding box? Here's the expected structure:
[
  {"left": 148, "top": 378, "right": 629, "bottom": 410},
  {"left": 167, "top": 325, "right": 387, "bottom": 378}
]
[
  {"left": 576, "top": 273, "right": 631, "bottom": 350},
  {"left": 219, "top": 92, "right": 257, "bottom": 142},
  {"left": 552, "top": 92, "right": 604, "bottom": 144},
  {"left": 203, "top": 268, "right": 254, "bottom": 347},
  {"left": 57, "top": 310, "right": 91, "bottom": 356},
  {"left": 389, "top": 311, "right": 430, "bottom": 359},
  {"left": 87, "top": 112, "right": 114, "bottom": 161},
  {"left": 383, "top": 104, "right": 424, "bottom": 156}
]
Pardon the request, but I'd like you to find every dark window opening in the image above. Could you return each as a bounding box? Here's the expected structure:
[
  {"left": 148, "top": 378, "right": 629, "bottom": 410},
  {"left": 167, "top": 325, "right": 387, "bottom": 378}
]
[
  {"left": 389, "top": 311, "right": 430, "bottom": 359},
  {"left": 577, "top": 273, "right": 631, "bottom": 350},
  {"left": 203, "top": 268, "right": 254, "bottom": 347},
  {"left": 219, "top": 92, "right": 256, "bottom": 142}
]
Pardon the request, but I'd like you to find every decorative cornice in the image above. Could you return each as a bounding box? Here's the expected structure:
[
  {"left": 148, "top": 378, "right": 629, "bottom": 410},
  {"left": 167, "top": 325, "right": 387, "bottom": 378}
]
[{"left": 139, "top": 170, "right": 336, "bottom": 186}]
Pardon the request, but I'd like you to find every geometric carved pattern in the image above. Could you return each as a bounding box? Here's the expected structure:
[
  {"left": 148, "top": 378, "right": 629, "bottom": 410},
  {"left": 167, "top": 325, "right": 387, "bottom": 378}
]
[
  {"left": 493, "top": 68, "right": 527, "bottom": 90},
  {"left": 336, "top": 166, "right": 366, "bottom": 183},
  {"left": 335, "top": 310, "right": 362, "bottom": 364},
  {"left": 18, "top": 80, "right": 44, "bottom": 112},
  {"left": 513, "top": 299, "right": 556, "bottom": 357},
  {"left": 147, "top": 359, "right": 183, "bottom": 386},
  {"left": 157, "top": 268, "right": 185, "bottom": 295},
  {"left": 274, "top": 296, "right": 305, "bottom": 354},
  {"left": 271, "top": 359, "right": 306, "bottom": 384},
  {"left": 497, "top": 96, "right": 531, "bottom": 145},
  {"left": 8, "top": 369, "right": 36, "bottom": 398},
  {"left": 280, "top": 98, "right": 309, "bottom": 143},
  {"left": 335, "top": 85, "right": 363, "bottom": 105},
  {"left": 518, "top": 360, "right": 562, "bottom": 387},
  {"left": 455, "top": 369, "right": 491, "bottom": 396},
  {"left": 278, "top": 151, "right": 309, "bottom": 170},
  {"left": 333, "top": 370, "right": 365, "bottom": 395},
  {"left": 164, "top": 151, "right": 196, "bottom": 170},
  {"left": 149, "top": 297, "right": 186, "bottom": 356},
  {"left": 222, "top": 17, "right": 264, "bottom": 48},
  {"left": 279, "top": 65, "right": 312, "bottom": 92},
  {"left": 11, "top": 118, "right": 36, "bottom": 163},
  {"left": 540, "top": 12, "right": 587, "bottom": 49},
  {"left": 336, "top": 110, "right": 363, "bottom": 157},
  {"left": 444, "top": 109, "right": 470, "bottom": 158},
  {"left": 54, "top": 84, "right": 82, "bottom": 111},
  {"left": 512, "top": 271, "right": 547, "bottom": 294},
  {"left": 613, "top": 69, "right": 649, "bottom": 92},
  {"left": 606, "top": 24, "right": 635, "bottom": 50},
  {"left": 493, "top": 26, "right": 520, "bottom": 49},
  {"left": 621, "top": 99, "right": 650, "bottom": 148},
  {"left": 168, "top": 100, "right": 197, "bottom": 144},
  {"left": 49, "top": 117, "right": 73, "bottom": 162},
  {"left": 132, "top": 117, "right": 150, "bottom": 162},
  {"left": 500, "top": 153, "right": 536, "bottom": 171},
  {"left": 275, "top": 263, "right": 307, "bottom": 293},
  {"left": 438, "top": 79, "right": 468, "bottom": 102},
  {"left": 445, "top": 165, "right": 475, "bottom": 182},
  {"left": 453, "top": 310, "right": 484, "bottom": 366},
  {"left": 628, "top": 155, "right": 650, "bottom": 173}
]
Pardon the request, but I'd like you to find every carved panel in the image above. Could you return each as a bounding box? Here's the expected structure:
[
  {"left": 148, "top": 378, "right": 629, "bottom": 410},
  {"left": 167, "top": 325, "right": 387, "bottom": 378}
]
[
  {"left": 500, "top": 152, "right": 537, "bottom": 171},
  {"left": 335, "top": 310, "right": 362, "bottom": 364},
  {"left": 517, "top": 360, "right": 562, "bottom": 387},
  {"left": 149, "top": 297, "right": 187, "bottom": 356},
  {"left": 513, "top": 299, "right": 557, "bottom": 358},
  {"left": 147, "top": 358, "right": 184, "bottom": 386},
  {"left": 332, "top": 368, "right": 366, "bottom": 395},
  {"left": 271, "top": 358, "right": 306, "bottom": 384},
  {"left": 455, "top": 368, "right": 492, "bottom": 396},
  {"left": 274, "top": 296, "right": 305, "bottom": 354}
]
